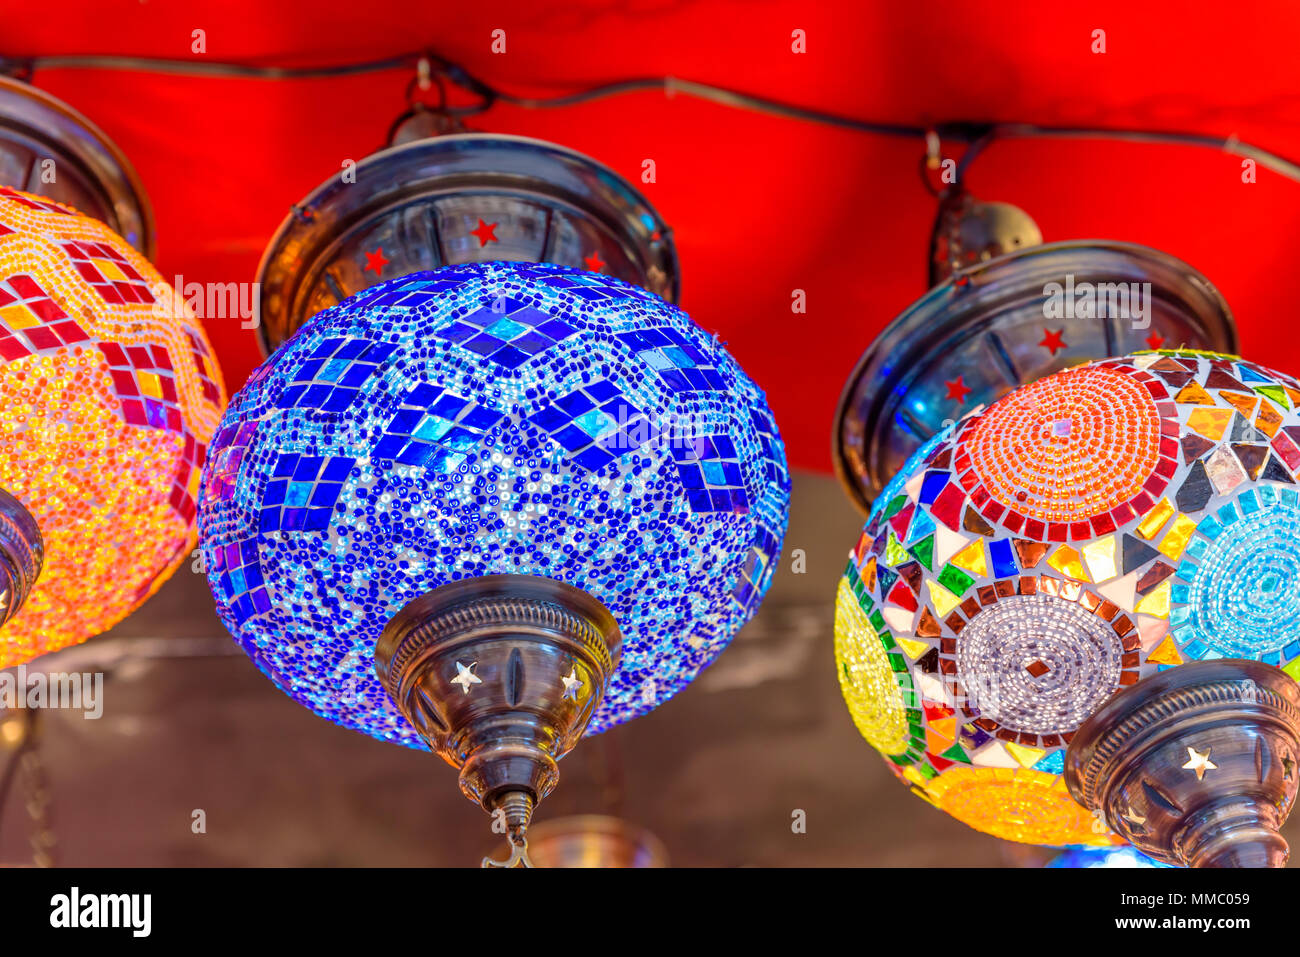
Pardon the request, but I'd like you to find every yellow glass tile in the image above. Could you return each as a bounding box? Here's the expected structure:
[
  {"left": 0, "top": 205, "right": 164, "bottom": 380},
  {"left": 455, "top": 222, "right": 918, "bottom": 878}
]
[
  {"left": 1134, "top": 580, "right": 1171, "bottom": 618},
  {"left": 950, "top": 539, "right": 987, "bottom": 578},
  {"left": 926, "top": 578, "right": 962, "bottom": 617},
  {"left": 1157, "top": 513, "right": 1198, "bottom": 561},
  {"left": 1005, "top": 742, "right": 1046, "bottom": 768},
  {"left": 1081, "top": 536, "right": 1117, "bottom": 583},
  {"left": 137, "top": 370, "right": 163, "bottom": 399},
  {"left": 91, "top": 257, "right": 129, "bottom": 282},
  {"left": 895, "top": 635, "right": 929, "bottom": 660},
  {"left": 902, "top": 766, "right": 929, "bottom": 788},
  {"left": 1136, "top": 497, "right": 1175, "bottom": 540},
  {"left": 1046, "top": 544, "right": 1087, "bottom": 581},
  {"left": 1186, "top": 407, "right": 1233, "bottom": 441},
  {"left": 0, "top": 302, "right": 40, "bottom": 330},
  {"left": 1146, "top": 634, "right": 1184, "bottom": 665},
  {"left": 911, "top": 785, "right": 940, "bottom": 808}
]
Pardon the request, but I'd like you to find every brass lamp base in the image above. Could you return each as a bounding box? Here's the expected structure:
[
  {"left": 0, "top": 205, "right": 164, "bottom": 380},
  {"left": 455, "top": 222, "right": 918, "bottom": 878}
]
[
  {"left": 1065, "top": 659, "right": 1300, "bottom": 868},
  {"left": 255, "top": 133, "right": 679, "bottom": 354},
  {"left": 374, "top": 574, "right": 621, "bottom": 862},
  {"left": 833, "top": 240, "right": 1238, "bottom": 515},
  {"left": 0, "top": 488, "right": 42, "bottom": 627}
]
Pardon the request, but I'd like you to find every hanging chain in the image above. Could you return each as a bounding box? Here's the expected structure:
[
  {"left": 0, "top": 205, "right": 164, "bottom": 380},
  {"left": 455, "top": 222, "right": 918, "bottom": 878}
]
[{"left": 20, "top": 715, "right": 55, "bottom": 867}]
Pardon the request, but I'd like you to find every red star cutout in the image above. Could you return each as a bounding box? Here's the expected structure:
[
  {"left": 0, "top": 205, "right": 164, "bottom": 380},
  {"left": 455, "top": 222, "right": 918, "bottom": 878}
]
[
  {"left": 1146, "top": 332, "right": 1165, "bottom": 350},
  {"left": 1039, "top": 328, "right": 1066, "bottom": 356},
  {"left": 363, "top": 247, "right": 389, "bottom": 277},
  {"left": 945, "top": 376, "right": 972, "bottom": 405},
  {"left": 470, "top": 219, "right": 498, "bottom": 247},
  {"left": 584, "top": 251, "right": 605, "bottom": 272}
]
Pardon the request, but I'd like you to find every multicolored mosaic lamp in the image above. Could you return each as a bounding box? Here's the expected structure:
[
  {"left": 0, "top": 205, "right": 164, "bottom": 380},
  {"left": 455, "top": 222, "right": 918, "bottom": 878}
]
[
  {"left": 198, "top": 262, "right": 788, "bottom": 863},
  {"left": 834, "top": 240, "right": 1238, "bottom": 515},
  {"left": 0, "top": 187, "right": 225, "bottom": 660},
  {"left": 835, "top": 350, "right": 1300, "bottom": 867}
]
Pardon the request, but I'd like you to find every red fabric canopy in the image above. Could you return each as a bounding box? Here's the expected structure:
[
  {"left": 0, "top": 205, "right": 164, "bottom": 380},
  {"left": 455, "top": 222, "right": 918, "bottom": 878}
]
[{"left": 11, "top": 0, "right": 1300, "bottom": 471}]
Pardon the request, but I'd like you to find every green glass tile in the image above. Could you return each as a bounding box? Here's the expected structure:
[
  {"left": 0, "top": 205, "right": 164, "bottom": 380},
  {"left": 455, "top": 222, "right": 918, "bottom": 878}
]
[
  {"left": 939, "top": 742, "right": 971, "bottom": 764},
  {"left": 937, "top": 563, "right": 975, "bottom": 596},
  {"left": 881, "top": 494, "right": 907, "bottom": 520},
  {"left": 909, "top": 533, "right": 935, "bottom": 571}
]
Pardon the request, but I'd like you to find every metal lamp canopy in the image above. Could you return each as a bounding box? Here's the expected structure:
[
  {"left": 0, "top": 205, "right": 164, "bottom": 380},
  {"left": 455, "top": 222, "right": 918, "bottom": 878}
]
[
  {"left": 255, "top": 132, "right": 680, "bottom": 354},
  {"left": 833, "top": 240, "right": 1239, "bottom": 515},
  {"left": 0, "top": 75, "right": 154, "bottom": 256}
]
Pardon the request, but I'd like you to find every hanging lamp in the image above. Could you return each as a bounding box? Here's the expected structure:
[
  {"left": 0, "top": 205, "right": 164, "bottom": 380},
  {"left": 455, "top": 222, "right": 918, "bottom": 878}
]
[
  {"left": 834, "top": 179, "right": 1237, "bottom": 515},
  {"left": 834, "top": 348, "right": 1300, "bottom": 866}
]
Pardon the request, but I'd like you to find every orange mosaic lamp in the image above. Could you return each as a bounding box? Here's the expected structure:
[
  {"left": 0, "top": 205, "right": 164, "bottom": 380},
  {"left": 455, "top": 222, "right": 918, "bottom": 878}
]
[{"left": 0, "top": 187, "right": 225, "bottom": 662}]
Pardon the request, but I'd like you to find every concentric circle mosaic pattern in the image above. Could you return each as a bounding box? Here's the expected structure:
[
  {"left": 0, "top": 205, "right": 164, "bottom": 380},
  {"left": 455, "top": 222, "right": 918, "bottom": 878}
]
[
  {"left": 835, "top": 350, "right": 1300, "bottom": 846},
  {"left": 0, "top": 188, "right": 225, "bottom": 663},
  {"left": 198, "top": 262, "right": 789, "bottom": 747}
]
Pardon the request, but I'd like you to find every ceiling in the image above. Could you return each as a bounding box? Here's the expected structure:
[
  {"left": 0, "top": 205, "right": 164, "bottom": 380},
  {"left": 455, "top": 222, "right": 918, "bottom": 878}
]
[{"left": 9, "top": 0, "right": 1300, "bottom": 473}]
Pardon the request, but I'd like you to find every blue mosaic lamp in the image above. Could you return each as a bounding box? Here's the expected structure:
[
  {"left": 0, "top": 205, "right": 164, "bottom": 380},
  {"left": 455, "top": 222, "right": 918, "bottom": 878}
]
[{"left": 198, "top": 262, "right": 789, "bottom": 860}]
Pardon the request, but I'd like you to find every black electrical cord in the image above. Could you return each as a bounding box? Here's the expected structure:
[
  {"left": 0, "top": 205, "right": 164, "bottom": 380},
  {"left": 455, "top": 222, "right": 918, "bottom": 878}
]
[{"left": 3, "top": 47, "right": 1299, "bottom": 184}]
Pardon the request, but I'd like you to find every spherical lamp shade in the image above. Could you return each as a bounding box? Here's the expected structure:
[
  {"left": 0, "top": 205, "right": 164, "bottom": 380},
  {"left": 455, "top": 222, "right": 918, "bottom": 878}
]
[
  {"left": 835, "top": 350, "right": 1300, "bottom": 864},
  {"left": 0, "top": 187, "right": 225, "bottom": 661},
  {"left": 198, "top": 262, "right": 788, "bottom": 836}
]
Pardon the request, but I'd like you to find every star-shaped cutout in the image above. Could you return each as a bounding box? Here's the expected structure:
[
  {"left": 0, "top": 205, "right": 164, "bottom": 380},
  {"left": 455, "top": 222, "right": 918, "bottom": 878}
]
[
  {"left": 584, "top": 251, "right": 605, "bottom": 272},
  {"left": 450, "top": 661, "right": 482, "bottom": 695},
  {"left": 1039, "top": 328, "right": 1066, "bottom": 355},
  {"left": 1284, "top": 753, "right": 1295, "bottom": 781},
  {"left": 561, "top": 666, "right": 582, "bottom": 701},
  {"left": 1182, "top": 745, "right": 1217, "bottom": 781},
  {"left": 470, "top": 219, "right": 498, "bottom": 247},
  {"left": 364, "top": 247, "right": 389, "bottom": 277},
  {"left": 944, "top": 376, "right": 972, "bottom": 405},
  {"left": 1121, "top": 808, "right": 1147, "bottom": 829},
  {"left": 1145, "top": 332, "right": 1165, "bottom": 350}
]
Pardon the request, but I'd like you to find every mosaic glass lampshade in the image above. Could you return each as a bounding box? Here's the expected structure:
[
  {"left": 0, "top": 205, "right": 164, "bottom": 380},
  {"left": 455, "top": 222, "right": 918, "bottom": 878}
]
[
  {"left": 834, "top": 241, "right": 1237, "bottom": 515},
  {"left": 0, "top": 188, "right": 225, "bottom": 660},
  {"left": 835, "top": 350, "right": 1300, "bottom": 867},
  {"left": 198, "top": 261, "right": 789, "bottom": 852}
]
